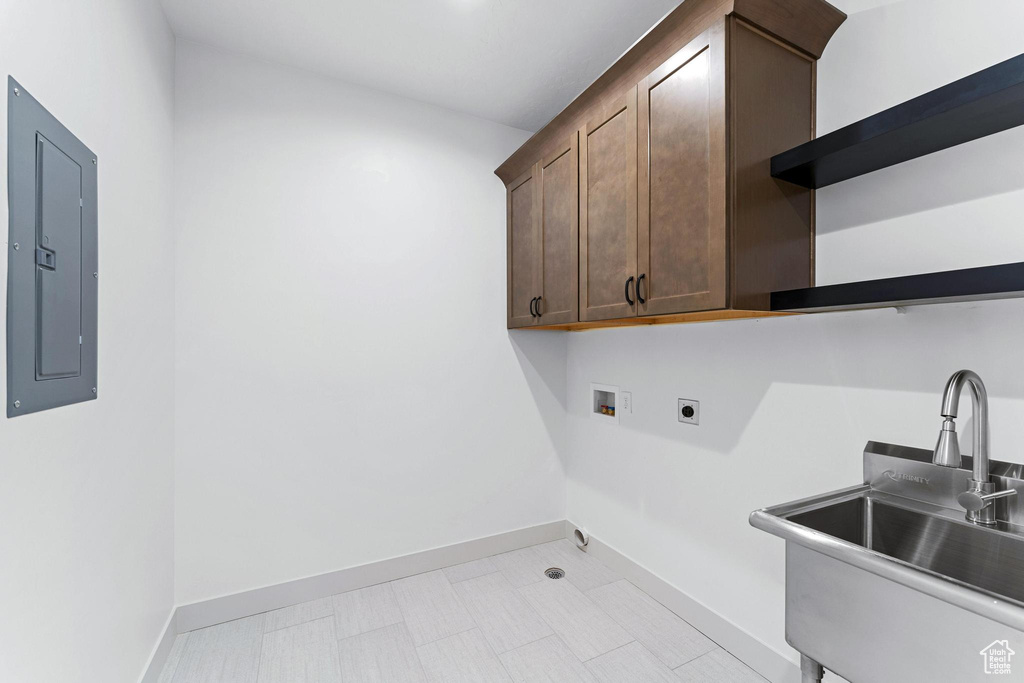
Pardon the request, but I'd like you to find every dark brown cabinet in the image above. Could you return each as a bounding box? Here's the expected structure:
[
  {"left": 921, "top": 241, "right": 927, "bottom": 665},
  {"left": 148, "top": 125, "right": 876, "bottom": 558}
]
[
  {"left": 579, "top": 89, "right": 637, "bottom": 323},
  {"left": 538, "top": 135, "right": 579, "bottom": 325},
  {"left": 498, "top": 0, "right": 846, "bottom": 330},
  {"left": 638, "top": 29, "right": 725, "bottom": 317},
  {"left": 506, "top": 134, "right": 579, "bottom": 328},
  {"left": 506, "top": 167, "right": 539, "bottom": 329}
]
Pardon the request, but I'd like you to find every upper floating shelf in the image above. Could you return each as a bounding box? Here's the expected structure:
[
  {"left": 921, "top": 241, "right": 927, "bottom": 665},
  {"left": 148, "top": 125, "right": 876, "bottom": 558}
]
[{"left": 771, "top": 53, "right": 1024, "bottom": 189}]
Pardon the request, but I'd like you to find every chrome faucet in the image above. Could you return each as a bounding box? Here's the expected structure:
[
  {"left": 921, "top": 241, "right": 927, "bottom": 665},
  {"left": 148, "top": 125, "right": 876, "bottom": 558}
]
[{"left": 933, "top": 370, "right": 1016, "bottom": 525}]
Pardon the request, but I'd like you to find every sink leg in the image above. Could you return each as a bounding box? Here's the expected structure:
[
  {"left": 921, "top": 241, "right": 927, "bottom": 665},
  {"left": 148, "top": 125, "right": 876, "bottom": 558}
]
[{"left": 801, "top": 654, "right": 824, "bottom": 683}]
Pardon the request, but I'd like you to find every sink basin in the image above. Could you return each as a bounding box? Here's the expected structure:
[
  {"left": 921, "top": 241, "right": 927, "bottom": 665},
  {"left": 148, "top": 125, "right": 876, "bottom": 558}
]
[
  {"left": 751, "top": 442, "right": 1024, "bottom": 682},
  {"left": 789, "top": 495, "right": 1024, "bottom": 605}
]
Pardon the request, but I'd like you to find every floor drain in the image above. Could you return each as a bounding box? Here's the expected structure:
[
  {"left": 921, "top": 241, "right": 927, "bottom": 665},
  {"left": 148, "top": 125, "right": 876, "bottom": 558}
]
[{"left": 545, "top": 567, "right": 565, "bottom": 580}]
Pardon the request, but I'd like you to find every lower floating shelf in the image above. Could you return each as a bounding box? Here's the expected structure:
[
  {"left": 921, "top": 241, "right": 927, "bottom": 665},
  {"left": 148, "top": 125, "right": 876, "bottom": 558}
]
[{"left": 771, "top": 261, "right": 1024, "bottom": 313}]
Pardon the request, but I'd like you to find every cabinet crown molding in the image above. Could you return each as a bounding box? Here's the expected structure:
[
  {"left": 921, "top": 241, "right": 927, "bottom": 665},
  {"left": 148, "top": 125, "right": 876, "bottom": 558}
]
[
  {"left": 728, "top": 0, "right": 846, "bottom": 60},
  {"left": 494, "top": 0, "right": 845, "bottom": 185}
]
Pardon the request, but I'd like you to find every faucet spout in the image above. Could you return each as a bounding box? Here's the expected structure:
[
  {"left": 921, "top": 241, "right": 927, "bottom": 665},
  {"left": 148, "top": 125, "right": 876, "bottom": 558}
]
[
  {"left": 936, "top": 369, "right": 989, "bottom": 483},
  {"left": 934, "top": 370, "right": 1012, "bottom": 525}
]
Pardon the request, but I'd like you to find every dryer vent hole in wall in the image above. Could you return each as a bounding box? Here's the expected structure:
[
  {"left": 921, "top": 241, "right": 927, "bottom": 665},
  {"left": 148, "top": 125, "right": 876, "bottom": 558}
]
[{"left": 545, "top": 567, "right": 565, "bottom": 580}]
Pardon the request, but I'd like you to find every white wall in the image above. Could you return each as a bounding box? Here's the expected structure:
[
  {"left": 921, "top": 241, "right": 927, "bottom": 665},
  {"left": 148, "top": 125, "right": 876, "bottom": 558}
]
[
  {"left": 173, "top": 42, "right": 567, "bottom": 605},
  {"left": 564, "top": 0, "right": 1024, "bottom": 670},
  {"left": 4, "top": 2, "right": 1018, "bottom": 679},
  {"left": 0, "top": 1, "right": 177, "bottom": 682},
  {"left": 816, "top": 0, "right": 1024, "bottom": 283}
]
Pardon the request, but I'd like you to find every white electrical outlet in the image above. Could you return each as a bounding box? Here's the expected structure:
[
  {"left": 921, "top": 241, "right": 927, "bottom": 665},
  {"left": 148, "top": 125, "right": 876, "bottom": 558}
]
[
  {"left": 678, "top": 398, "right": 699, "bottom": 425},
  {"left": 622, "top": 391, "right": 632, "bottom": 414}
]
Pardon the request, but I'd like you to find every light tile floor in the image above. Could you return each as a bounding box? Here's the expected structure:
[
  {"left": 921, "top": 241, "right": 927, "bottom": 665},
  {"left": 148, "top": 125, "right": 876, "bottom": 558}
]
[{"left": 159, "top": 540, "right": 767, "bottom": 683}]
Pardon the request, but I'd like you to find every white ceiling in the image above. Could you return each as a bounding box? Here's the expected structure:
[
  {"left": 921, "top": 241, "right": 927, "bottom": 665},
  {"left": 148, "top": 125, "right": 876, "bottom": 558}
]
[{"left": 159, "top": 0, "right": 682, "bottom": 132}]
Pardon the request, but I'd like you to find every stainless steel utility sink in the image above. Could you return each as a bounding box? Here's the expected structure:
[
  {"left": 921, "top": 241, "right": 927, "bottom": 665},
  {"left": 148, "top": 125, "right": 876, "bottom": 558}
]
[
  {"left": 751, "top": 442, "right": 1024, "bottom": 682},
  {"left": 791, "top": 494, "right": 1024, "bottom": 604}
]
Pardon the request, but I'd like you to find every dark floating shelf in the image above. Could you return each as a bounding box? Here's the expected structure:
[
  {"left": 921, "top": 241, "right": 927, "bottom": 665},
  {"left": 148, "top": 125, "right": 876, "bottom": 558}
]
[
  {"left": 771, "top": 53, "right": 1024, "bottom": 189},
  {"left": 771, "top": 262, "right": 1024, "bottom": 313}
]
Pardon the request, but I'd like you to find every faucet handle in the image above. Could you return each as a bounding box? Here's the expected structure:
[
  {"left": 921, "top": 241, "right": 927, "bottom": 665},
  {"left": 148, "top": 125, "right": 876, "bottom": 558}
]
[{"left": 957, "top": 486, "right": 1017, "bottom": 512}]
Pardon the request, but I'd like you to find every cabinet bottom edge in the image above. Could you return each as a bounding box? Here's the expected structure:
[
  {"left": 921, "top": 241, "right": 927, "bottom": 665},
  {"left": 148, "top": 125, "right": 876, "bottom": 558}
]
[{"left": 523, "top": 309, "right": 798, "bottom": 331}]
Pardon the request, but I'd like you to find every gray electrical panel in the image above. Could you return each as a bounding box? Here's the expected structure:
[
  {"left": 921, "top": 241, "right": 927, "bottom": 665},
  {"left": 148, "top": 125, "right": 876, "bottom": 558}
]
[{"left": 7, "top": 77, "right": 98, "bottom": 417}]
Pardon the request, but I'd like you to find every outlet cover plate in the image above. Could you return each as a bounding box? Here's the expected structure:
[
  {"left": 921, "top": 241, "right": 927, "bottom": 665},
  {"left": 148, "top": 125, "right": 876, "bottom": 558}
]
[{"left": 678, "top": 398, "right": 699, "bottom": 425}]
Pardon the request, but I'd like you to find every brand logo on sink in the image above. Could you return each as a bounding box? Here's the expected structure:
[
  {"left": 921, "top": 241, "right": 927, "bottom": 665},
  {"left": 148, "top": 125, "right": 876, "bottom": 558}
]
[{"left": 884, "top": 470, "right": 930, "bottom": 486}]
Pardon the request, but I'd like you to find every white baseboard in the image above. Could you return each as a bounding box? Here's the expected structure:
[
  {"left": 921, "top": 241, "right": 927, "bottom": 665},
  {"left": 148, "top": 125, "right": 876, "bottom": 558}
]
[
  {"left": 563, "top": 520, "right": 801, "bottom": 683},
  {"left": 141, "top": 519, "right": 566, "bottom": 681},
  {"left": 138, "top": 610, "right": 178, "bottom": 683},
  {"left": 143, "top": 519, "right": 800, "bottom": 683},
  {"left": 175, "top": 520, "right": 565, "bottom": 633}
]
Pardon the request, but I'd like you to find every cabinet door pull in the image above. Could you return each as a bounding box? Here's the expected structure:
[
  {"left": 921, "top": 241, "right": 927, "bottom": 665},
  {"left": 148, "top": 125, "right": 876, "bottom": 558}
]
[
  {"left": 529, "top": 297, "right": 537, "bottom": 317},
  {"left": 624, "top": 276, "right": 635, "bottom": 306},
  {"left": 637, "top": 274, "right": 646, "bottom": 305},
  {"left": 535, "top": 296, "right": 542, "bottom": 317}
]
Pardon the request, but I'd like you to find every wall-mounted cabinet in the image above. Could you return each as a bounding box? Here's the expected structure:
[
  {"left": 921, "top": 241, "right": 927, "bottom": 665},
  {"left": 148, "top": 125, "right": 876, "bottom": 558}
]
[
  {"left": 506, "top": 166, "right": 538, "bottom": 328},
  {"left": 499, "top": 0, "right": 846, "bottom": 331},
  {"left": 579, "top": 89, "right": 638, "bottom": 322},
  {"left": 538, "top": 136, "right": 579, "bottom": 325},
  {"left": 506, "top": 134, "right": 580, "bottom": 328},
  {"left": 636, "top": 29, "right": 724, "bottom": 318}
]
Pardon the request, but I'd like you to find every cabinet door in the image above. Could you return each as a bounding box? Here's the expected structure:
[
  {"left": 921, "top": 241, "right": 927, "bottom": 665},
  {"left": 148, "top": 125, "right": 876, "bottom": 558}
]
[
  {"left": 537, "top": 134, "right": 579, "bottom": 325},
  {"left": 579, "top": 87, "right": 638, "bottom": 322},
  {"left": 506, "top": 166, "right": 540, "bottom": 329},
  {"left": 637, "top": 28, "right": 726, "bottom": 315}
]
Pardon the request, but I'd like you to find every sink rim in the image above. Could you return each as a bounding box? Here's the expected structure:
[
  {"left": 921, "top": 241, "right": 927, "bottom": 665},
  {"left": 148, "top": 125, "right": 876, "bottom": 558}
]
[
  {"left": 750, "top": 484, "right": 1024, "bottom": 632},
  {"left": 783, "top": 486, "right": 1024, "bottom": 541}
]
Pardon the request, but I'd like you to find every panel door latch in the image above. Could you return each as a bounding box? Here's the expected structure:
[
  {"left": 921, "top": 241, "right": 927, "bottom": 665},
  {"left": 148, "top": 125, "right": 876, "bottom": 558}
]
[{"left": 35, "top": 247, "right": 56, "bottom": 270}]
